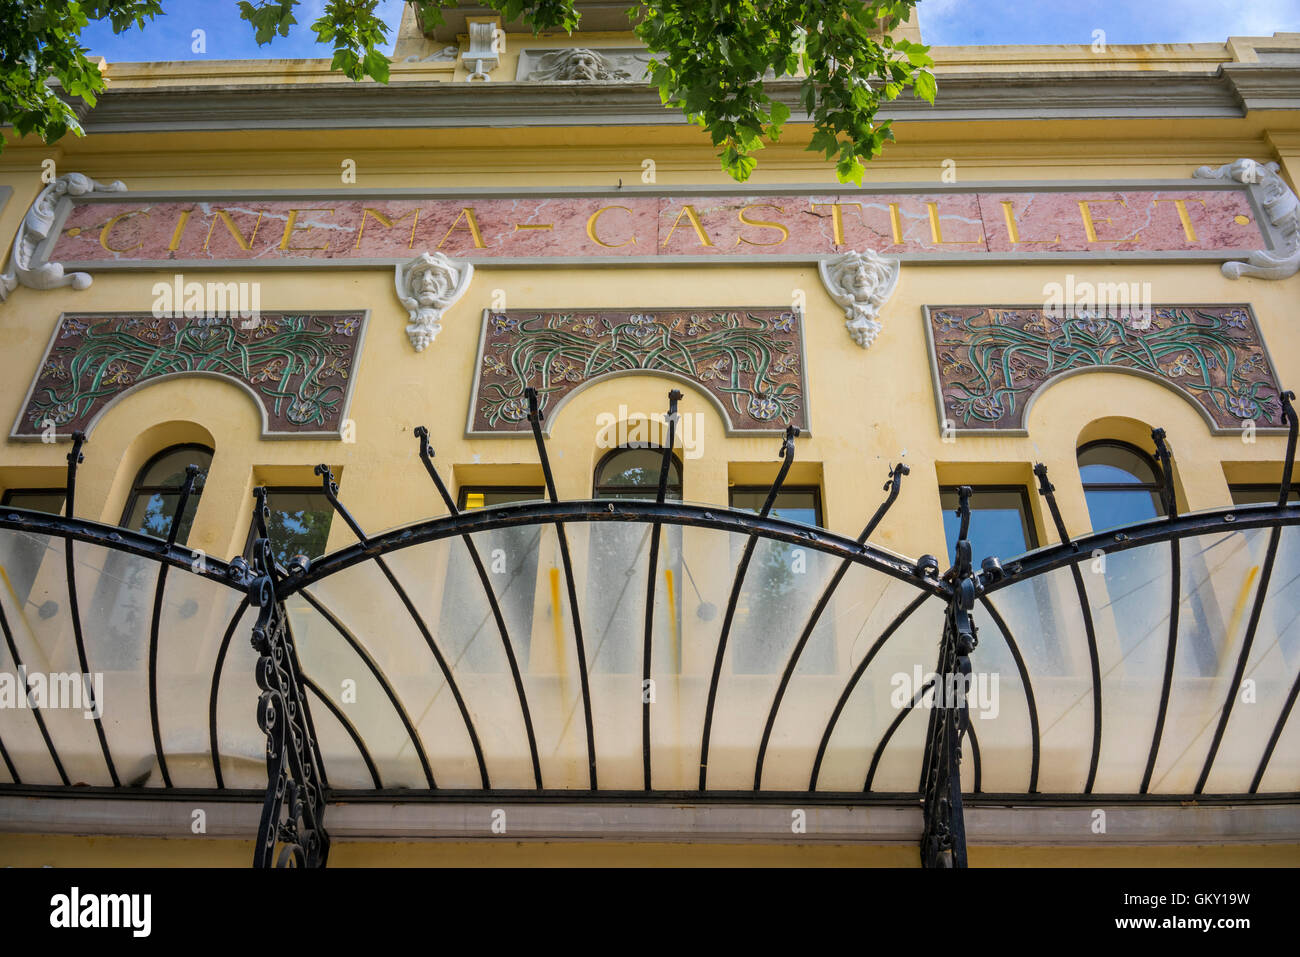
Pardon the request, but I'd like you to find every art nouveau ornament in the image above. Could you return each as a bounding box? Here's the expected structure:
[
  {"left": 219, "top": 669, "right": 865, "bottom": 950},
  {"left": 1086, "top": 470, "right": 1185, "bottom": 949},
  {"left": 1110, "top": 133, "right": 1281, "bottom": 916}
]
[
  {"left": 818, "top": 249, "right": 901, "bottom": 348},
  {"left": 0, "top": 173, "right": 127, "bottom": 301},
  {"left": 395, "top": 252, "right": 474, "bottom": 351},
  {"left": 1194, "top": 158, "right": 1300, "bottom": 280}
]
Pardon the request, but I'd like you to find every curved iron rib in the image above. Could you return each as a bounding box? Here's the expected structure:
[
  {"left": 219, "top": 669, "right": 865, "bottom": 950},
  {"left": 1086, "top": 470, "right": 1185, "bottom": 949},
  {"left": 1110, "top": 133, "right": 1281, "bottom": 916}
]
[
  {"left": 147, "top": 463, "right": 200, "bottom": 788},
  {"left": 1141, "top": 538, "right": 1181, "bottom": 793},
  {"left": 809, "top": 591, "right": 931, "bottom": 790},
  {"left": 207, "top": 594, "right": 250, "bottom": 788},
  {"left": 1251, "top": 667, "right": 1300, "bottom": 793},
  {"left": 1032, "top": 464, "right": 1102, "bottom": 793},
  {"left": 699, "top": 426, "right": 798, "bottom": 790},
  {"left": 865, "top": 676, "right": 935, "bottom": 791},
  {"left": 0, "top": 729, "right": 17, "bottom": 783},
  {"left": 415, "top": 427, "right": 541, "bottom": 789},
  {"left": 524, "top": 389, "right": 598, "bottom": 789},
  {"left": 301, "top": 674, "right": 381, "bottom": 789},
  {"left": 641, "top": 390, "right": 681, "bottom": 790},
  {"left": 754, "top": 463, "right": 908, "bottom": 789},
  {"left": 313, "top": 467, "right": 489, "bottom": 788},
  {"left": 298, "top": 588, "right": 436, "bottom": 788},
  {"left": 0, "top": 600, "right": 68, "bottom": 785},
  {"left": 62, "top": 432, "right": 118, "bottom": 786},
  {"left": 978, "top": 595, "right": 1041, "bottom": 794}
]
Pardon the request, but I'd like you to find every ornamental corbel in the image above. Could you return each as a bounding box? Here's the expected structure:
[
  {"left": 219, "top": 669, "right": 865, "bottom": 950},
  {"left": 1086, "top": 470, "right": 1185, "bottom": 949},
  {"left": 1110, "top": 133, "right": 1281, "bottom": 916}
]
[
  {"left": 817, "top": 249, "right": 901, "bottom": 349},
  {"left": 462, "top": 19, "right": 502, "bottom": 82},
  {"left": 395, "top": 251, "right": 474, "bottom": 351},
  {"left": 1193, "top": 158, "right": 1300, "bottom": 280},
  {"left": 0, "top": 173, "right": 127, "bottom": 302}
]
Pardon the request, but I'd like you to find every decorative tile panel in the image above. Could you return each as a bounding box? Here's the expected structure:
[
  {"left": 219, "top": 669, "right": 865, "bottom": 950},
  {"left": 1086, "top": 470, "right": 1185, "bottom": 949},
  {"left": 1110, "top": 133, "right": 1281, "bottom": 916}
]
[
  {"left": 926, "top": 304, "right": 1286, "bottom": 434},
  {"left": 468, "top": 308, "right": 807, "bottom": 435},
  {"left": 13, "top": 311, "right": 367, "bottom": 439}
]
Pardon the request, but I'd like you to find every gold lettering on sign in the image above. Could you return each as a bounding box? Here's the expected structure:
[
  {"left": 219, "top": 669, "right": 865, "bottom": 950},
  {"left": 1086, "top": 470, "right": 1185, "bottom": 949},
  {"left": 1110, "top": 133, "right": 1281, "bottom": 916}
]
[
  {"left": 279, "top": 208, "right": 335, "bottom": 251},
  {"left": 1077, "top": 198, "right": 1128, "bottom": 242},
  {"left": 1000, "top": 201, "right": 1060, "bottom": 244},
  {"left": 586, "top": 206, "right": 636, "bottom": 248},
  {"left": 99, "top": 210, "right": 146, "bottom": 253},
  {"left": 809, "top": 202, "right": 862, "bottom": 246},
  {"left": 736, "top": 204, "right": 789, "bottom": 246},
  {"left": 661, "top": 205, "right": 714, "bottom": 248},
  {"left": 888, "top": 203, "right": 904, "bottom": 245},
  {"left": 204, "top": 210, "right": 265, "bottom": 252},
  {"left": 514, "top": 224, "right": 553, "bottom": 231},
  {"left": 926, "top": 202, "right": 984, "bottom": 245},
  {"left": 354, "top": 208, "right": 419, "bottom": 249},
  {"left": 1152, "top": 198, "right": 1206, "bottom": 243},
  {"left": 167, "top": 209, "right": 192, "bottom": 252},
  {"left": 438, "top": 207, "right": 487, "bottom": 249}
]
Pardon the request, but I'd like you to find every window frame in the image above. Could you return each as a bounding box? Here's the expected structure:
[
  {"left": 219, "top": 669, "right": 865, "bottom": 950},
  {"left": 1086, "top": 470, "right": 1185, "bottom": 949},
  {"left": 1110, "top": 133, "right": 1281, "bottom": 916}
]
[
  {"left": 1076, "top": 439, "right": 1165, "bottom": 493},
  {"left": 1, "top": 487, "right": 67, "bottom": 514},
  {"left": 242, "top": 485, "right": 336, "bottom": 563},
  {"left": 728, "top": 484, "right": 824, "bottom": 528},
  {"left": 119, "top": 442, "right": 214, "bottom": 544},
  {"left": 456, "top": 485, "right": 546, "bottom": 510},
  {"left": 938, "top": 484, "right": 1040, "bottom": 558},
  {"left": 1228, "top": 483, "right": 1300, "bottom": 506},
  {"left": 592, "top": 446, "right": 683, "bottom": 500}
]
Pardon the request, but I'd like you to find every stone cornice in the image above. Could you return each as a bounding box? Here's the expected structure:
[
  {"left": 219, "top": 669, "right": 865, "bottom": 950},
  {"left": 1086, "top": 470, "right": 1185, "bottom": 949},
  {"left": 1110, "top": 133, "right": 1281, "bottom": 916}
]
[{"left": 69, "top": 67, "right": 1296, "bottom": 135}]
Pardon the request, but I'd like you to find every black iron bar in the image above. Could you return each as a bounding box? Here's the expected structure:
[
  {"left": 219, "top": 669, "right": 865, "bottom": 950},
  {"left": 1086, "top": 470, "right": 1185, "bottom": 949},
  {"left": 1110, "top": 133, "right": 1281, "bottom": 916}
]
[
  {"left": 978, "top": 595, "right": 1041, "bottom": 793},
  {"left": 809, "top": 591, "right": 932, "bottom": 789},
  {"left": 0, "top": 729, "right": 17, "bottom": 783},
  {"left": 415, "top": 427, "right": 542, "bottom": 789},
  {"left": 1033, "top": 463, "right": 1103, "bottom": 792},
  {"left": 1196, "top": 393, "right": 1298, "bottom": 793},
  {"left": 314, "top": 465, "right": 489, "bottom": 788},
  {"left": 699, "top": 425, "right": 798, "bottom": 790},
  {"left": 524, "top": 388, "right": 599, "bottom": 789},
  {"left": 62, "top": 432, "right": 119, "bottom": 786},
  {"left": 301, "top": 673, "right": 381, "bottom": 789},
  {"left": 207, "top": 594, "right": 250, "bottom": 788},
  {"left": 1151, "top": 427, "right": 1179, "bottom": 519},
  {"left": 147, "top": 463, "right": 199, "bottom": 788},
  {"left": 1252, "top": 667, "right": 1300, "bottom": 793},
  {"left": 754, "top": 462, "right": 909, "bottom": 789},
  {"left": 865, "top": 676, "right": 935, "bottom": 791},
  {"left": 0, "top": 600, "right": 68, "bottom": 785},
  {"left": 640, "top": 390, "right": 681, "bottom": 790},
  {"left": 298, "top": 588, "right": 437, "bottom": 788},
  {"left": 1142, "top": 536, "right": 1181, "bottom": 793}
]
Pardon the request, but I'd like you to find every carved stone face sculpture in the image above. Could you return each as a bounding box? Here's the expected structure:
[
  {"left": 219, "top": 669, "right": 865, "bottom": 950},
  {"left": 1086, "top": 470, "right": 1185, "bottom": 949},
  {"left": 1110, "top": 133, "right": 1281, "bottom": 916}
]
[
  {"left": 528, "top": 48, "right": 632, "bottom": 82},
  {"left": 817, "top": 249, "right": 901, "bottom": 349},
  {"left": 395, "top": 252, "right": 474, "bottom": 351}
]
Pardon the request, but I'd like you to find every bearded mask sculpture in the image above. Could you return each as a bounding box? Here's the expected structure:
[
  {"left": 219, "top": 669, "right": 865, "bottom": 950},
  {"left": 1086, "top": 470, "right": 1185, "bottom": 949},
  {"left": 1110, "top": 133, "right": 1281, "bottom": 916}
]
[
  {"left": 527, "top": 47, "right": 632, "bottom": 82},
  {"left": 818, "top": 250, "right": 901, "bottom": 348},
  {"left": 395, "top": 252, "right": 474, "bottom": 351}
]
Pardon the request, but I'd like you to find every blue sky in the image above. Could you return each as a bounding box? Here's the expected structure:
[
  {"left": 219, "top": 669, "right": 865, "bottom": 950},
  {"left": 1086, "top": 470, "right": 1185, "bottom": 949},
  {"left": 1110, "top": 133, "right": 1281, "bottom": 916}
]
[{"left": 81, "top": 0, "right": 1300, "bottom": 62}]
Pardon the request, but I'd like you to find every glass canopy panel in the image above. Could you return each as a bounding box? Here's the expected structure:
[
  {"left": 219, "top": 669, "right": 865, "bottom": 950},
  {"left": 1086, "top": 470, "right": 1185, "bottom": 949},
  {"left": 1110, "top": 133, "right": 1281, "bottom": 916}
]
[
  {"left": 981, "top": 565, "right": 1096, "bottom": 792},
  {"left": 211, "top": 599, "right": 265, "bottom": 790},
  {"left": 1191, "top": 524, "right": 1300, "bottom": 794},
  {"left": 966, "top": 600, "right": 1035, "bottom": 794}
]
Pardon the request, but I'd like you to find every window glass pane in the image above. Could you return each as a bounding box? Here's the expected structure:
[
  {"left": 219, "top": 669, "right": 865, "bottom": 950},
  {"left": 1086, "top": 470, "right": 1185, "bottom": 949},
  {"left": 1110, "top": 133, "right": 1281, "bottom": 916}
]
[
  {"left": 263, "top": 490, "right": 334, "bottom": 566},
  {"left": 1083, "top": 488, "right": 1162, "bottom": 533},
  {"left": 595, "top": 448, "right": 680, "bottom": 492},
  {"left": 940, "top": 488, "right": 1035, "bottom": 565},
  {"left": 141, "top": 447, "right": 212, "bottom": 487},
  {"left": 1078, "top": 444, "right": 1159, "bottom": 485},
  {"left": 1229, "top": 486, "right": 1300, "bottom": 506},
  {"left": 729, "top": 489, "right": 820, "bottom": 528},
  {"left": 1, "top": 490, "right": 65, "bottom": 514}
]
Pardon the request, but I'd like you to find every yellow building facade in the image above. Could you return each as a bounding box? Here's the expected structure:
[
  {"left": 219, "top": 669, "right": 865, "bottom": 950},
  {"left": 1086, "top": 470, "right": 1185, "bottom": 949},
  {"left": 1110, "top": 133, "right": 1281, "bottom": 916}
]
[{"left": 0, "top": 8, "right": 1297, "bottom": 866}]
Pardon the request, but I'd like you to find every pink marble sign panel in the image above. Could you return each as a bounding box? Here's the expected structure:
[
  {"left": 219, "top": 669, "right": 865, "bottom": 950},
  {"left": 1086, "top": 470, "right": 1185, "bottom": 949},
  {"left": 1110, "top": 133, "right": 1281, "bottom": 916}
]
[{"left": 49, "top": 187, "right": 1271, "bottom": 264}]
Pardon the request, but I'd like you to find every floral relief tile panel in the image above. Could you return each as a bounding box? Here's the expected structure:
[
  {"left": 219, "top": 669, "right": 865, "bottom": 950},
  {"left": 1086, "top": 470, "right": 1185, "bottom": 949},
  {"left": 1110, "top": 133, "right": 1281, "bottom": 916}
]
[
  {"left": 928, "top": 304, "right": 1285, "bottom": 433},
  {"left": 470, "top": 308, "right": 807, "bottom": 434}
]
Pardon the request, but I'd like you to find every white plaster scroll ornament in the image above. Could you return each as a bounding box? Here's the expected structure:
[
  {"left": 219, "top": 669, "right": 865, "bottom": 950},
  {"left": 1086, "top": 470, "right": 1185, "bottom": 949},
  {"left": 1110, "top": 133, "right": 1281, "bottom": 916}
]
[
  {"left": 0, "top": 173, "right": 127, "bottom": 302},
  {"left": 395, "top": 252, "right": 474, "bottom": 351},
  {"left": 526, "top": 48, "right": 633, "bottom": 82},
  {"left": 462, "top": 21, "right": 500, "bottom": 81},
  {"left": 817, "top": 249, "right": 901, "bottom": 349},
  {"left": 1194, "top": 158, "right": 1300, "bottom": 280}
]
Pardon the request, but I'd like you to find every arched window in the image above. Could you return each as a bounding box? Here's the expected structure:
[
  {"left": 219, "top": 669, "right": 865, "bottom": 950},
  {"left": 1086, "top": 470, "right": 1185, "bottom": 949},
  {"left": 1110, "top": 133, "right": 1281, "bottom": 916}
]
[
  {"left": 593, "top": 446, "right": 682, "bottom": 501},
  {"left": 1077, "top": 440, "right": 1165, "bottom": 532},
  {"left": 121, "top": 444, "right": 213, "bottom": 545}
]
